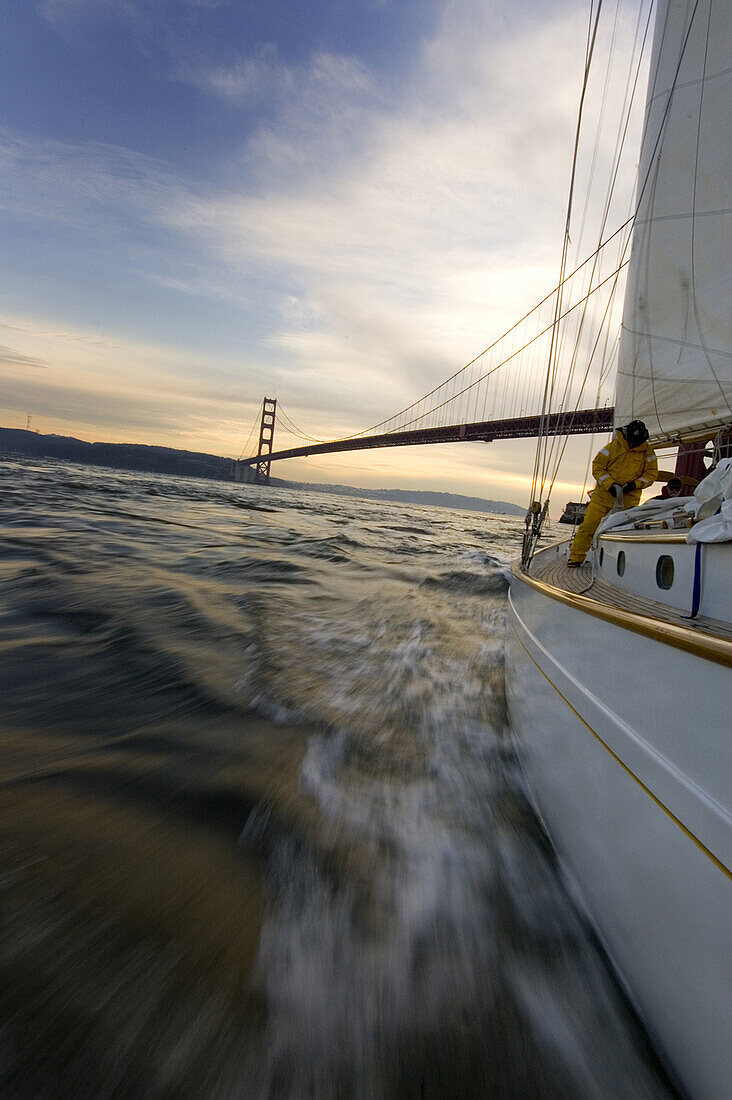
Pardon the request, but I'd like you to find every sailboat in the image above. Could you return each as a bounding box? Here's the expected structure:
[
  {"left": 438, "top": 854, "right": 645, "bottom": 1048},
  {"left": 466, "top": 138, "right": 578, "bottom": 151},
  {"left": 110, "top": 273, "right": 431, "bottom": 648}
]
[{"left": 505, "top": 2, "right": 731, "bottom": 1098}]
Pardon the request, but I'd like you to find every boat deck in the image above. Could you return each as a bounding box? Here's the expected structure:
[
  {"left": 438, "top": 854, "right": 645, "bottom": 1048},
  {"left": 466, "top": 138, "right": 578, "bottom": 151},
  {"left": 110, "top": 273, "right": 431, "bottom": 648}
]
[{"left": 526, "top": 543, "right": 732, "bottom": 643}]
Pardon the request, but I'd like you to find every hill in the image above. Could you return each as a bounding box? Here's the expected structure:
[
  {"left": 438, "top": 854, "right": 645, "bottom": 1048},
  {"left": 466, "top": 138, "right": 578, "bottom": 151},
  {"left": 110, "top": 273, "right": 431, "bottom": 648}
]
[
  {"left": 0, "top": 427, "right": 234, "bottom": 481},
  {"left": 0, "top": 427, "right": 523, "bottom": 516},
  {"left": 271, "top": 477, "right": 524, "bottom": 516}
]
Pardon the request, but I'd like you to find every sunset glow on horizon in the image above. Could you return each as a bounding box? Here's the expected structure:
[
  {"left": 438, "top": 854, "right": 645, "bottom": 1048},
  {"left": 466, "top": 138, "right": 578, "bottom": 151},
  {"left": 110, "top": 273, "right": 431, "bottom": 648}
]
[{"left": 1, "top": 1, "right": 647, "bottom": 506}]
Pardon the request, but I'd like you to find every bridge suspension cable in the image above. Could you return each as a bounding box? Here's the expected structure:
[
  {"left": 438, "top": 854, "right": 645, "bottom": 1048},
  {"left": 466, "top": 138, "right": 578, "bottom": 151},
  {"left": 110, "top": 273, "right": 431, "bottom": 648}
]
[
  {"left": 339, "top": 230, "right": 631, "bottom": 443},
  {"left": 238, "top": 402, "right": 263, "bottom": 461},
  {"left": 243, "top": 227, "right": 631, "bottom": 465},
  {"left": 241, "top": 0, "right": 655, "bottom": 476},
  {"left": 276, "top": 406, "right": 327, "bottom": 444}
]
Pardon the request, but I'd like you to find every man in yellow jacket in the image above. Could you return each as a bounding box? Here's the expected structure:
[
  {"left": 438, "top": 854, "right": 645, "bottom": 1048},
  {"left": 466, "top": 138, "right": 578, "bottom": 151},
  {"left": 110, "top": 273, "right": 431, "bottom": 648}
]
[{"left": 568, "top": 420, "right": 658, "bottom": 566}]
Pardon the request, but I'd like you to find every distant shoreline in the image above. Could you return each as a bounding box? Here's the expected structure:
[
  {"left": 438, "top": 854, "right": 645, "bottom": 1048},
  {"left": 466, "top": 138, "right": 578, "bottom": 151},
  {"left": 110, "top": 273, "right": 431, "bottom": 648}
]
[
  {"left": 269, "top": 476, "right": 525, "bottom": 516},
  {"left": 0, "top": 426, "right": 524, "bottom": 517}
]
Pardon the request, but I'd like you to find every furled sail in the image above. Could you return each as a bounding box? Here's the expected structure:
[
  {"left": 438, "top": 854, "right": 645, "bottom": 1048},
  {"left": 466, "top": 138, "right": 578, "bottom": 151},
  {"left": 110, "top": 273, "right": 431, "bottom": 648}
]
[{"left": 615, "top": 0, "right": 732, "bottom": 441}]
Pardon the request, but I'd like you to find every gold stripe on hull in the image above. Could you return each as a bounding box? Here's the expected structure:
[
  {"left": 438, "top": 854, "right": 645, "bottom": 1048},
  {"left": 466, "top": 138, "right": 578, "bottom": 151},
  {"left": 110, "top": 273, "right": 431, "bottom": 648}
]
[
  {"left": 511, "top": 560, "right": 732, "bottom": 668},
  {"left": 508, "top": 613, "right": 731, "bottom": 880}
]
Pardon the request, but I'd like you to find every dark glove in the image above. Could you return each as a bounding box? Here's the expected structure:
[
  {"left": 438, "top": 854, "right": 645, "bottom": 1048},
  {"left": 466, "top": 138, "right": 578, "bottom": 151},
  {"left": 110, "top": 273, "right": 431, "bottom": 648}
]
[
  {"left": 622, "top": 481, "right": 636, "bottom": 492},
  {"left": 609, "top": 483, "right": 623, "bottom": 496}
]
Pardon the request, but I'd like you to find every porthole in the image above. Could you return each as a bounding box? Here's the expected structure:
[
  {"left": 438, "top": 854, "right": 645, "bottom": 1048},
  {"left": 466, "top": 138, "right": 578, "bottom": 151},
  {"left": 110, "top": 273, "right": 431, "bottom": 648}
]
[
  {"left": 656, "top": 555, "right": 674, "bottom": 590},
  {"left": 599, "top": 547, "right": 604, "bottom": 567},
  {"left": 616, "top": 551, "right": 625, "bottom": 577}
]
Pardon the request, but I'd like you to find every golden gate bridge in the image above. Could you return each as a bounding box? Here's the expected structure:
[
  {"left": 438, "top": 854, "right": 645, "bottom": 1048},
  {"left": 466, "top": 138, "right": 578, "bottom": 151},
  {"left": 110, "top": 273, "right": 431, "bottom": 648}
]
[
  {"left": 236, "top": 401, "right": 614, "bottom": 485},
  {"left": 236, "top": 217, "right": 629, "bottom": 486}
]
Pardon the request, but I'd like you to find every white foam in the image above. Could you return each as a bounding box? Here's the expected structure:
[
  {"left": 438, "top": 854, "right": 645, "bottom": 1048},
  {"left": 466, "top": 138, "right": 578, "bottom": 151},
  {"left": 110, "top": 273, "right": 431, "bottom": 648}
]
[{"left": 246, "top": 591, "right": 667, "bottom": 1097}]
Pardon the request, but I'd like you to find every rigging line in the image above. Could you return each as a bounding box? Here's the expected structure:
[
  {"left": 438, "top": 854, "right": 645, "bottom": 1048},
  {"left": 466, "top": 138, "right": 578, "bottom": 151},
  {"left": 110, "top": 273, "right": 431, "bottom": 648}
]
[
  {"left": 541, "top": 0, "right": 696, "bottom": 507},
  {"left": 349, "top": 217, "right": 634, "bottom": 440},
  {"left": 573, "top": 0, "right": 654, "bottom": 305},
  {"left": 534, "top": 148, "right": 590, "bottom": 492},
  {"left": 374, "top": 259, "right": 630, "bottom": 438},
  {"left": 546, "top": 141, "right": 636, "bottom": 474},
  {"left": 579, "top": 419, "right": 601, "bottom": 503},
  {"left": 238, "top": 403, "right": 263, "bottom": 460},
  {"left": 596, "top": 0, "right": 656, "bottom": 235},
  {"left": 532, "top": 0, "right": 606, "bottom": 501},
  {"left": 358, "top": 6, "right": 660, "bottom": 465},
  {"left": 547, "top": 212, "right": 633, "bottom": 476},
  {"left": 544, "top": 299, "right": 596, "bottom": 481},
  {"left": 354, "top": 233, "right": 630, "bottom": 442},
  {"left": 578, "top": 336, "right": 616, "bottom": 503},
  {"left": 599, "top": 333, "right": 620, "bottom": 386},
  {"left": 556, "top": 0, "right": 655, "bottom": 403},
  {"left": 595, "top": 304, "right": 619, "bottom": 394},
  {"left": 544, "top": 259, "right": 606, "bottom": 479},
  {"left": 547, "top": 209, "right": 638, "bottom": 493},
  {"left": 446, "top": 262, "right": 629, "bottom": 432},
  {"left": 543, "top": 208, "right": 635, "bottom": 481},
  {"left": 616, "top": 0, "right": 668, "bottom": 437},
  {"left": 536, "top": 0, "right": 655, "bottom": 501},
  {"left": 577, "top": 0, "right": 653, "bottom": 259},
  {"left": 587, "top": 0, "right": 597, "bottom": 66},
  {"left": 547, "top": 265, "right": 627, "bottom": 496},
  {"left": 689, "top": 0, "right": 732, "bottom": 415},
  {"left": 576, "top": 0, "right": 623, "bottom": 257},
  {"left": 543, "top": 302, "right": 595, "bottom": 491},
  {"left": 600, "top": 79, "right": 650, "bottom": 406},
  {"left": 641, "top": 152, "right": 665, "bottom": 432}
]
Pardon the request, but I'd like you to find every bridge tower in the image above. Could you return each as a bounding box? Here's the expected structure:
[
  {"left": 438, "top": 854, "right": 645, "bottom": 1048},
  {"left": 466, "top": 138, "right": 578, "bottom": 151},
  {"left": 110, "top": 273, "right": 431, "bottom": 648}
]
[{"left": 254, "top": 397, "right": 277, "bottom": 484}]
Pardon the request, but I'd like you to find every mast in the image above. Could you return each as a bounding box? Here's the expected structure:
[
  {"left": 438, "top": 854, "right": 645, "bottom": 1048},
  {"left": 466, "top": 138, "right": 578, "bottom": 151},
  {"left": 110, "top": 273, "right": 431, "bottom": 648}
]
[{"left": 615, "top": 0, "right": 732, "bottom": 443}]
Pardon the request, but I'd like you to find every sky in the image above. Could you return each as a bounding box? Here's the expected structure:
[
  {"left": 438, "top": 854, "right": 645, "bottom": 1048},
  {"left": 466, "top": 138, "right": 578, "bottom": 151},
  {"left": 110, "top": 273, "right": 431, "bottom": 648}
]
[{"left": 0, "top": 0, "right": 651, "bottom": 505}]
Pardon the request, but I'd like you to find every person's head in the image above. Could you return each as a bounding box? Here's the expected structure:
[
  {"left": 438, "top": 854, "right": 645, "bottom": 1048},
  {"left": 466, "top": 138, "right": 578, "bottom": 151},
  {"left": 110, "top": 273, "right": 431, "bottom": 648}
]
[
  {"left": 666, "top": 477, "right": 683, "bottom": 497},
  {"left": 622, "top": 420, "right": 649, "bottom": 448}
]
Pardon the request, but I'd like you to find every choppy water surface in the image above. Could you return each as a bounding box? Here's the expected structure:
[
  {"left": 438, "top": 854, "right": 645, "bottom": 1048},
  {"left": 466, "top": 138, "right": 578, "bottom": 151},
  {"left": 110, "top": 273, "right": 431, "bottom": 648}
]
[{"left": 0, "top": 457, "right": 673, "bottom": 1098}]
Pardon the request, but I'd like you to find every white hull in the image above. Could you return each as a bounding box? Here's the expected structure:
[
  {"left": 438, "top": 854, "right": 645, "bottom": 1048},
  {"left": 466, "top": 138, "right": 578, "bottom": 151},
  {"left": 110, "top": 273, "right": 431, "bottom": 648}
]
[{"left": 506, "top": 557, "right": 732, "bottom": 1100}]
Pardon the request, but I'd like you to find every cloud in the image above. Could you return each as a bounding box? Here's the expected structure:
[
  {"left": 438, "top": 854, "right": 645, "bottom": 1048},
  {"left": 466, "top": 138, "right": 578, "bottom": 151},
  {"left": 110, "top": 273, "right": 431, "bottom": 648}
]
[
  {"left": 39, "top": 0, "right": 156, "bottom": 35},
  {"left": 159, "top": 4, "right": 595, "bottom": 413},
  {"left": 0, "top": 345, "right": 48, "bottom": 369},
  {"left": 189, "top": 46, "right": 380, "bottom": 121},
  {"left": 0, "top": 308, "right": 597, "bottom": 505},
  {"left": 0, "top": 311, "right": 270, "bottom": 455},
  {"left": 0, "top": 129, "right": 183, "bottom": 232},
  {"left": 38, "top": 0, "right": 234, "bottom": 88},
  {"left": 40, "top": 0, "right": 226, "bottom": 27},
  {"left": 191, "top": 44, "right": 295, "bottom": 102},
  {"left": 10, "top": 0, "right": 642, "bottom": 498},
  {"left": 166, "top": 0, "right": 637, "bottom": 429}
]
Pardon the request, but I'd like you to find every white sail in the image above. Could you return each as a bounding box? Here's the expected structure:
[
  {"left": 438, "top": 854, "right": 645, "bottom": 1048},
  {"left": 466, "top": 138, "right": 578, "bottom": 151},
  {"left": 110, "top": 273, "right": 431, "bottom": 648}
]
[{"left": 615, "top": 0, "right": 732, "bottom": 441}]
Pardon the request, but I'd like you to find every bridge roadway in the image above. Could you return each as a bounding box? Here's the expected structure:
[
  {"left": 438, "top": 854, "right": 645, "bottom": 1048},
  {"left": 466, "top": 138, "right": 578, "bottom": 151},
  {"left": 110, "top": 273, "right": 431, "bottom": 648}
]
[{"left": 239, "top": 406, "right": 615, "bottom": 467}]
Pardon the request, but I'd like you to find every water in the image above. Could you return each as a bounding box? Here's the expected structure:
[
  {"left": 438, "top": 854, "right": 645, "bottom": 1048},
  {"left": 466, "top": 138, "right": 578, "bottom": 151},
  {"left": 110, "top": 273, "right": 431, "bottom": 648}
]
[{"left": 0, "top": 456, "right": 674, "bottom": 1098}]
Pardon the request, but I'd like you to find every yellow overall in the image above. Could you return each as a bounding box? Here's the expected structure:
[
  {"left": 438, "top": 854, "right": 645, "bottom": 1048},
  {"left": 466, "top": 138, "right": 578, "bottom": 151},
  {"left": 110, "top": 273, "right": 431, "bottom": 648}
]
[{"left": 569, "top": 431, "right": 658, "bottom": 563}]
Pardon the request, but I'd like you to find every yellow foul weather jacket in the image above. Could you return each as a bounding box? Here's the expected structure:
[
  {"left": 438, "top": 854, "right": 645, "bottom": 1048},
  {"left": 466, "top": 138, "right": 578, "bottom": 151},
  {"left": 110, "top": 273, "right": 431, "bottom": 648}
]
[
  {"left": 591, "top": 430, "right": 658, "bottom": 498},
  {"left": 568, "top": 431, "right": 658, "bottom": 562}
]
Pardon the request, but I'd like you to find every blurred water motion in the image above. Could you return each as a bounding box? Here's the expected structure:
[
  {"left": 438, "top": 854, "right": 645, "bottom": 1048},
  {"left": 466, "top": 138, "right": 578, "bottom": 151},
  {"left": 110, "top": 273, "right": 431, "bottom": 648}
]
[{"left": 0, "top": 458, "right": 674, "bottom": 1098}]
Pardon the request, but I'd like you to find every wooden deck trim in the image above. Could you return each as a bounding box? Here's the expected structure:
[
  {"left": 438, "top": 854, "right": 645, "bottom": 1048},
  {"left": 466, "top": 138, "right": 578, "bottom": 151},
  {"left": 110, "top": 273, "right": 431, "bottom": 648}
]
[{"left": 511, "top": 558, "right": 732, "bottom": 669}]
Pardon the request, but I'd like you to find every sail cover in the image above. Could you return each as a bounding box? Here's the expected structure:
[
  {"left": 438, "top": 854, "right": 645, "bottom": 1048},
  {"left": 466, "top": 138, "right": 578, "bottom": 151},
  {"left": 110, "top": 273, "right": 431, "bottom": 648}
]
[{"left": 615, "top": 0, "right": 732, "bottom": 441}]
